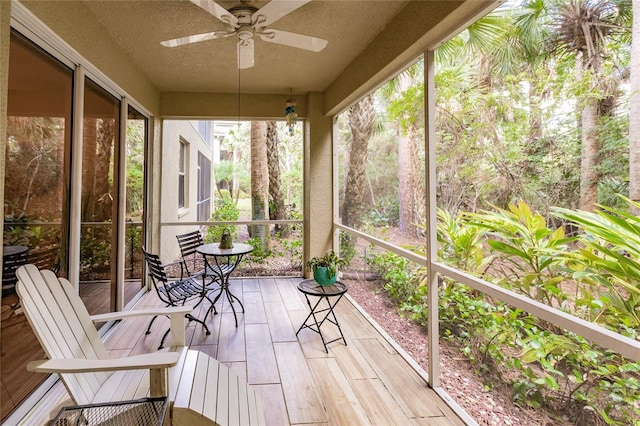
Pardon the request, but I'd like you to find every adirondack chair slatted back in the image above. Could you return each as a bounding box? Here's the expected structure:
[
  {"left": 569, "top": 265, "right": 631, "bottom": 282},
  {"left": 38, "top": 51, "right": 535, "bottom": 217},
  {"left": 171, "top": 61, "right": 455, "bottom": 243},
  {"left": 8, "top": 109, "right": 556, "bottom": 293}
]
[
  {"left": 175, "top": 231, "right": 205, "bottom": 275},
  {"left": 16, "top": 264, "right": 111, "bottom": 405}
]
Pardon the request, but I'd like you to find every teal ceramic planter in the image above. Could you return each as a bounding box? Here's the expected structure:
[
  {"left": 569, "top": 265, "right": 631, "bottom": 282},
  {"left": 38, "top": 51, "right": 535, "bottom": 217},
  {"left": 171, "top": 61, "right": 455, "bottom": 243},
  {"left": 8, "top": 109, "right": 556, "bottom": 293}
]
[{"left": 313, "top": 266, "right": 337, "bottom": 286}]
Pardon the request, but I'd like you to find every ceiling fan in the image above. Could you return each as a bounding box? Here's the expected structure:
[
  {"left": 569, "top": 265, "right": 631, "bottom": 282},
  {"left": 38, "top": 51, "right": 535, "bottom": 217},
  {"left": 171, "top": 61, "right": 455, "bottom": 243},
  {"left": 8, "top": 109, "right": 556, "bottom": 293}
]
[{"left": 161, "top": 0, "right": 328, "bottom": 69}]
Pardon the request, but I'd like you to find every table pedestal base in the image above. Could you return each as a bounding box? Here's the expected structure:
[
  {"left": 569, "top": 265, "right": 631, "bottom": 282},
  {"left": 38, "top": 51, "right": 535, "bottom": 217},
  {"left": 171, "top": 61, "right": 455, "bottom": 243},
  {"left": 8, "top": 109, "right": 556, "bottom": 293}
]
[
  {"left": 211, "top": 280, "right": 245, "bottom": 327},
  {"left": 197, "top": 243, "right": 254, "bottom": 329}
]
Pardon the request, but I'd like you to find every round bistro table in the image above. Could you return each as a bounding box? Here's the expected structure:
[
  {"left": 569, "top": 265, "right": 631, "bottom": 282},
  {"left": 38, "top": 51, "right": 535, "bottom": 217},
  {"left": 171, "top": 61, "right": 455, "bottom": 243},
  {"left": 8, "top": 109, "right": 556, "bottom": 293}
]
[{"left": 196, "top": 243, "right": 253, "bottom": 327}]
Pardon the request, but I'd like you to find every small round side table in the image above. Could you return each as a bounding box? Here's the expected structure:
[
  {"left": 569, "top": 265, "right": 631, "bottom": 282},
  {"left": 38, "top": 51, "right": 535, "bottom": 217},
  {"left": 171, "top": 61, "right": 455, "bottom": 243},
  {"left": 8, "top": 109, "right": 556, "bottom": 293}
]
[{"left": 295, "top": 279, "right": 348, "bottom": 352}]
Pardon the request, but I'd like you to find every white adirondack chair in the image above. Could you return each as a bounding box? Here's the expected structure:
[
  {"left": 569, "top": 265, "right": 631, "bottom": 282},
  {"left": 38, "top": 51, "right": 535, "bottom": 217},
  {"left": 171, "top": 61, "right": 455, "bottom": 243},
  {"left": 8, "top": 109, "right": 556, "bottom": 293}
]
[{"left": 16, "top": 264, "right": 265, "bottom": 425}]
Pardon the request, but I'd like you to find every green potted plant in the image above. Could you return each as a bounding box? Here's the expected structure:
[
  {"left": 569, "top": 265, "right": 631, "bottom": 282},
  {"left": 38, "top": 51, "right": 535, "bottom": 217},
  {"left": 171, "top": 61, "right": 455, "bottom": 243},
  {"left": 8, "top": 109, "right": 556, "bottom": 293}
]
[{"left": 306, "top": 250, "right": 348, "bottom": 286}]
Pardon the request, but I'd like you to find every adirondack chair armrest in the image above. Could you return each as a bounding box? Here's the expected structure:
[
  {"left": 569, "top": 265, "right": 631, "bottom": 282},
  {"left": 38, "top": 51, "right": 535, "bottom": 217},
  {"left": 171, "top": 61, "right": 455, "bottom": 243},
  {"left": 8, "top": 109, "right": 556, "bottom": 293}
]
[
  {"left": 26, "top": 352, "right": 180, "bottom": 373},
  {"left": 90, "top": 306, "right": 192, "bottom": 322},
  {"left": 28, "top": 352, "right": 180, "bottom": 398},
  {"left": 91, "top": 306, "right": 192, "bottom": 347}
]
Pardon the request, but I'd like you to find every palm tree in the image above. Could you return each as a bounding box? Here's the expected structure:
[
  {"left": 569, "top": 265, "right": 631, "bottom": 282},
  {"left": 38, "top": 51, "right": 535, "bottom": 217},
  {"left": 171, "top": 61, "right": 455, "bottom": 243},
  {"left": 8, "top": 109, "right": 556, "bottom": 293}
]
[
  {"left": 266, "top": 121, "right": 288, "bottom": 237},
  {"left": 435, "top": 10, "right": 533, "bottom": 211},
  {"left": 342, "top": 94, "right": 375, "bottom": 229},
  {"left": 550, "top": 0, "right": 630, "bottom": 211},
  {"left": 439, "top": 0, "right": 630, "bottom": 213},
  {"left": 95, "top": 118, "right": 115, "bottom": 220},
  {"left": 250, "top": 121, "right": 269, "bottom": 246}
]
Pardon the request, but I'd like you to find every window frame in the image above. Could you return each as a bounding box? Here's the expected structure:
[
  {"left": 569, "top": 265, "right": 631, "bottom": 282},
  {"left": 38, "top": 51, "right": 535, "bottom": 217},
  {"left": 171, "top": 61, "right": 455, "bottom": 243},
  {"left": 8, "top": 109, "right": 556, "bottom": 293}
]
[
  {"left": 196, "top": 151, "right": 211, "bottom": 221},
  {"left": 178, "top": 139, "right": 187, "bottom": 210}
]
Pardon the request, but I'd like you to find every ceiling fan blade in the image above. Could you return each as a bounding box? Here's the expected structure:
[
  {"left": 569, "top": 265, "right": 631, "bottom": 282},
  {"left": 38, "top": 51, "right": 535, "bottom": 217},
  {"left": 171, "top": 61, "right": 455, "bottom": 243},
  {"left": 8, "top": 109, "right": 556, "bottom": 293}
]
[
  {"left": 238, "top": 39, "right": 255, "bottom": 69},
  {"left": 161, "top": 31, "right": 231, "bottom": 48},
  {"left": 259, "top": 29, "right": 327, "bottom": 52},
  {"left": 190, "top": 0, "right": 238, "bottom": 27},
  {"left": 254, "top": 0, "right": 312, "bottom": 27}
]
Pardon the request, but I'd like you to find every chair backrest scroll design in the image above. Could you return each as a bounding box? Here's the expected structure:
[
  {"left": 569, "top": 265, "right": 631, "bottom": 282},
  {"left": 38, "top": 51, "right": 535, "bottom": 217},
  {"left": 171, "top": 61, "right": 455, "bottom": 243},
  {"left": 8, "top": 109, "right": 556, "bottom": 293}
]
[
  {"left": 2, "top": 248, "right": 28, "bottom": 294},
  {"left": 175, "top": 231, "right": 205, "bottom": 276}
]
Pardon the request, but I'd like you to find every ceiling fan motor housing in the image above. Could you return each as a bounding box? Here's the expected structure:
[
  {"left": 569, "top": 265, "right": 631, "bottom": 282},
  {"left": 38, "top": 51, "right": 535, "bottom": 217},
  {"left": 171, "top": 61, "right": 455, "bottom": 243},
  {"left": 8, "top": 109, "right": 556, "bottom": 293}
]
[{"left": 228, "top": 4, "right": 259, "bottom": 26}]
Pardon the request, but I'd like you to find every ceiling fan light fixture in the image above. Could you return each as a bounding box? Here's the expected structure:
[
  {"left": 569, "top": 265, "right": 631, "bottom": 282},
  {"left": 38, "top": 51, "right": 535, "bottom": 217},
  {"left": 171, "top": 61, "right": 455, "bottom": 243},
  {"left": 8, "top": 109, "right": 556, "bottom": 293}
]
[{"left": 237, "top": 38, "right": 254, "bottom": 69}]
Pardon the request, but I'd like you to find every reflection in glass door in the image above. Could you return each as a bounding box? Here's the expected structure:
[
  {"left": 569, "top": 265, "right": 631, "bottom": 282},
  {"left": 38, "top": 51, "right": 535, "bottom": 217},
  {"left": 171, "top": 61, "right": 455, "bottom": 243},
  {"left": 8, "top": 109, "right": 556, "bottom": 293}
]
[
  {"left": 123, "top": 107, "right": 147, "bottom": 308},
  {"left": 80, "top": 78, "right": 120, "bottom": 315}
]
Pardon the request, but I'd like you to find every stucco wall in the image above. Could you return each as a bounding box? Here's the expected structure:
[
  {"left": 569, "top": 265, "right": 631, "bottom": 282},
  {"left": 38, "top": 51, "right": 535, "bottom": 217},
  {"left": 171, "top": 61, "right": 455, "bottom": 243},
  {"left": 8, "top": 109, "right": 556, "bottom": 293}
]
[
  {"left": 160, "top": 120, "right": 213, "bottom": 263},
  {"left": 304, "top": 92, "right": 333, "bottom": 276},
  {"left": 160, "top": 92, "right": 307, "bottom": 120}
]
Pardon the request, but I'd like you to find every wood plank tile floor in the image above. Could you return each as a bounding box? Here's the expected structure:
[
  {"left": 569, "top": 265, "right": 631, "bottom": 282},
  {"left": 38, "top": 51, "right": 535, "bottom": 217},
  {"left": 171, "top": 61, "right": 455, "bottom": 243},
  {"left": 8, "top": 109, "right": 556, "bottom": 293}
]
[{"left": 21, "top": 277, "right": 467, "bottom": 425}]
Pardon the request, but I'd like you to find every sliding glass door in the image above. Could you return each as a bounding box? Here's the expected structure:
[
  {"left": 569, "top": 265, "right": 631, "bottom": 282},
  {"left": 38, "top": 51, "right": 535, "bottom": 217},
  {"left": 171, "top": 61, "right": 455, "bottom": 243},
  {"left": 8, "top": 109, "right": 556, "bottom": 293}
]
[
  {"left": 79, "top": 78, "right": 121, "bottom": 315},
  {"left": 2, "top": 30, "right": 72, "bottom": 421}
]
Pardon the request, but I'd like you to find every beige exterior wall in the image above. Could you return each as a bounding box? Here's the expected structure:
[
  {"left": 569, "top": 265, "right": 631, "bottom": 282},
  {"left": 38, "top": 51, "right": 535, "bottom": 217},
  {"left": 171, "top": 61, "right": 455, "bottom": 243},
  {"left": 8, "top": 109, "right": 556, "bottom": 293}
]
[
  {"left": 304, "top": 92, "right": 333, "bottom": 277},
  {"left": 161, "top": 92, "right": 307, "bottom": 120},
  {"left": 160, "top": 120, "right": 214, "bottom": 263}
]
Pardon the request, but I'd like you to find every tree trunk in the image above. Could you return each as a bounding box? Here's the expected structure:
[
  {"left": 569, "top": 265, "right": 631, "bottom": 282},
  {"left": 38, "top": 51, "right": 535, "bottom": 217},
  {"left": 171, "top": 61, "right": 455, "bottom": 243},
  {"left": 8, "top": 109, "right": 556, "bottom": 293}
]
[
  {"left": 630, "top": 0, "right": 640, "bottom": 214},
  {"left": 82, "top": 118, "right": 98, "bottom": 220},
  {"left": 250, "top": 121, "right": 269, "bottom": 246},
  {"left": 266, "top": 121, "right": 289, "bottom": 237},
  {"left": 95, "top": 118, "right": 114, "bottom": 220},
  {"left": 398, "top": 128, "right": 418, "bottom": 235},
  {"left": 579, "top": 99, "right": 600, "bottom": 212},
  {"left": 342, "top": 94, "right": 375, "bottom": 229},
  {"left": 396, "top": 73, "right": 418, "bottom": 236}
]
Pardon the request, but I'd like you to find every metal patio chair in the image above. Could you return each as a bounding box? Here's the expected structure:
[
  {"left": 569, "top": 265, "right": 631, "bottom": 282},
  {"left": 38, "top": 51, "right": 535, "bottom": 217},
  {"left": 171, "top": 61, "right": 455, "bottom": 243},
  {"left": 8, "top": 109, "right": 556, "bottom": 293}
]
[{"left": 142, "top": 248, "right": 216, "bottom": 349}]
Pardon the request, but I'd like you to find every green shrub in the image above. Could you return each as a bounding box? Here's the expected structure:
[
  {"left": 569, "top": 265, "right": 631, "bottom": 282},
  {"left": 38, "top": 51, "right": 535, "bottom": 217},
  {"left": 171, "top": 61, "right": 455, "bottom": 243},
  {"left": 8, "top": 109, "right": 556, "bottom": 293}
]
[
  {"left": 466, "top": 202, "right": 573, "bottom": 307},
  {"left": 245, "top": 236, "right": 271, "bottom": 264},
  {"left": 206, "top": 196, "right": 239, "bottom": 243},
  {"left": 279, "top": 236, "right": 302, "bottom": 268},
  {"left": 339, "top": 231, "right": 356, "bottom": 264},
  {"left": 365, "top": 200, "right": 640, "bottom": 424},
  {"left": 436, "top": 208, "right": 490, "bottom": 273},
  {"left": 554, "top": 196, "right": 640, "bottom": 332}
]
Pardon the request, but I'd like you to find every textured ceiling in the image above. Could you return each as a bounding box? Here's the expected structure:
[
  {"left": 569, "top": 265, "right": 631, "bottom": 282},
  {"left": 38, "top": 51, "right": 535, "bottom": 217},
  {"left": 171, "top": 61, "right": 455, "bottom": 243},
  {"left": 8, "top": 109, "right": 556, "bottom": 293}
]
[{"left": 82, "top": 0, "right": 410, "bottom": 95}]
